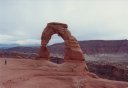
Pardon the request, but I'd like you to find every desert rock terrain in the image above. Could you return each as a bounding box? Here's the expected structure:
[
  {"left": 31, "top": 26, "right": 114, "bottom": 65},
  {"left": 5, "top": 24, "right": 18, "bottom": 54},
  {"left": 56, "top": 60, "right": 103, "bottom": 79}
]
[{"left": 1, "top": 58, "right": 128, "bottom": 88}]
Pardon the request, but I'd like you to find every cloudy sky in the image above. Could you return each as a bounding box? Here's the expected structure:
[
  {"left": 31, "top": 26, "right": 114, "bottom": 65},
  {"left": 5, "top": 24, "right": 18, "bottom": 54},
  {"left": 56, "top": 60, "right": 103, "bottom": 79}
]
[{"left": 0, "top": 0, "right": 128, "bottom": 45}]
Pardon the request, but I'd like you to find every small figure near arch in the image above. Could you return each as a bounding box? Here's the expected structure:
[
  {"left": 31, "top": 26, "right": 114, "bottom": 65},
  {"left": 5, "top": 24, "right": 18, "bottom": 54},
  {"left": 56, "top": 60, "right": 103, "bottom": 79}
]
[{"left": 5, "top": 59, "right": 7, "bottom": 65}]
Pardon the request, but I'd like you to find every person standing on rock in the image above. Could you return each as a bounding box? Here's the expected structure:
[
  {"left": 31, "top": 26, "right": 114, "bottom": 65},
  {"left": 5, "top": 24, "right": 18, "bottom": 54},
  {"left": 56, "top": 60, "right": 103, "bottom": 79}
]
[{"left": 5, "top": 59, "right": 7, "bottom": 65}]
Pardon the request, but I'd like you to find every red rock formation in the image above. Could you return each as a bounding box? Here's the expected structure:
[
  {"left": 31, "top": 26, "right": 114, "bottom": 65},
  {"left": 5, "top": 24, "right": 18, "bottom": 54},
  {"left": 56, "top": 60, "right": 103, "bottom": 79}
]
[
  {"left": 38, "top": 22, "right": 85, "bottom": 61},
  {"left": 1, "top": 58, "right": 128, "bottom": 88}
]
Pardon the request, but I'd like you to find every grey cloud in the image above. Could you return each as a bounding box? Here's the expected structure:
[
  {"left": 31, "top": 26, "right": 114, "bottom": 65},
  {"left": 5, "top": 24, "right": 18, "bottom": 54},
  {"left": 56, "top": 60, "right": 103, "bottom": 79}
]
[{"left": 0, "top": 0, "right": 128, "bottom": 45}]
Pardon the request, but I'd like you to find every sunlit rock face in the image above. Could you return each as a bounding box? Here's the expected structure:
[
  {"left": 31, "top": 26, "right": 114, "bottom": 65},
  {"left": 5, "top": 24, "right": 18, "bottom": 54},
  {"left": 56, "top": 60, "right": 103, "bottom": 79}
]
[{"left": 38, "top": 22, "right": 85, "bottom": 61}]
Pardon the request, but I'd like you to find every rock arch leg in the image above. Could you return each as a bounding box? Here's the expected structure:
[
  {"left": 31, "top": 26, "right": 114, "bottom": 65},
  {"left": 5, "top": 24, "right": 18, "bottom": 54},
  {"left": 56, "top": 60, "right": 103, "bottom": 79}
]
[
  {"left": 64, "top": 36, "right": 85, "bottom": 61},
  {"left": 38, "top": 46, "right": 49, "bottom": 59}
]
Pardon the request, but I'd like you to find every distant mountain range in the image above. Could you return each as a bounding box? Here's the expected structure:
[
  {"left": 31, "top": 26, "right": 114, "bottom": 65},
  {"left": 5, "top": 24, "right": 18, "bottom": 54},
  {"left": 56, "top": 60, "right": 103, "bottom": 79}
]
[
  {"left": 0, "top": 40, "right": 128, "bottom": 55},
  {"left": 0, "top": 44, "right": 40, "bottom": 49},
  {"left": 48, "top": 40, "right": 128, "bottom": 55},
  {"left": 0, "top": 44, "right": 19, "bottom": 49}
]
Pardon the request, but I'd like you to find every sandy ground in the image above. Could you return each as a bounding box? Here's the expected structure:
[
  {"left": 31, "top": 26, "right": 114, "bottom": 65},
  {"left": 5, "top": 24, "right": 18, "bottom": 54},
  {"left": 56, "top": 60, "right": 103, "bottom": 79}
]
[{"left": 0, "top": 58, "right": 128, "bottom": 88}]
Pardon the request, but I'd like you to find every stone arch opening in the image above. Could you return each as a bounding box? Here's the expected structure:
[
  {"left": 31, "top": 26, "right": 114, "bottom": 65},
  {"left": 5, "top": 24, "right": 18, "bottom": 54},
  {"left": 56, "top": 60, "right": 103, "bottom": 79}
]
[
  {"left": 48, "top": 34, "right": 64, "bottom": 64},
  {"left": 38, "top": 22, "right": 85, "bottom": 62},
  {"left": 48, "top": 34, "right": 64, "bottom": 46}
]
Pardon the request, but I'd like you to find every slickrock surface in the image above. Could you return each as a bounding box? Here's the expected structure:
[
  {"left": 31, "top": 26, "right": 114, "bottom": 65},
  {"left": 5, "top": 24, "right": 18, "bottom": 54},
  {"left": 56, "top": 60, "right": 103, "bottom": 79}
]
[{"left": 0, "top": 58, "right": 128, "bottom": 88}]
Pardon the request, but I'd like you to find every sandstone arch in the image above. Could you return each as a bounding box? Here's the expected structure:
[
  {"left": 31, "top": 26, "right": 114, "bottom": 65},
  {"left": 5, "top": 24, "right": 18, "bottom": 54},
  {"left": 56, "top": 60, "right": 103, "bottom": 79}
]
[{"left": 38, "top": 22, "right": 85, "bottom": 61}]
